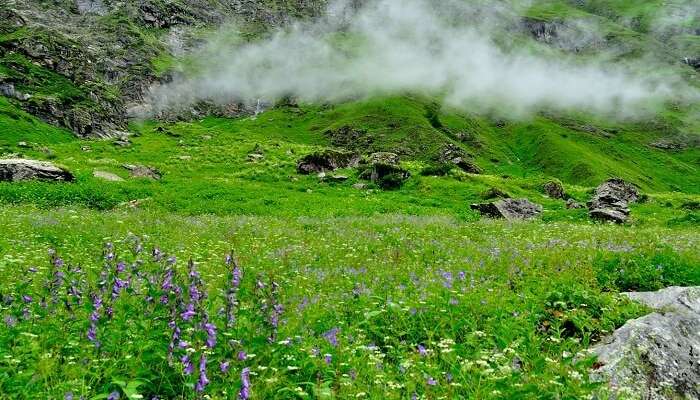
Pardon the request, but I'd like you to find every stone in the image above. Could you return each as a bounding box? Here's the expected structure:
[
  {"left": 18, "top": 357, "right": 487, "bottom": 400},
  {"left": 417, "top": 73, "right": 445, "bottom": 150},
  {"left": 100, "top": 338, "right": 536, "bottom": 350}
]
[
  {"left": 0, "top": 159, "right": 73, "bottom": 182},
  {"left": 352, "top": 183, "right": 368, "bottom": 190},
  {"left": 591, "top": 287, "right": 700, "bottom": 400},
  {"left": 566, "top": 198, "right": 585, "bottom": 209},
  {"left": 471, "top": 198, "right": 543, "bottom": 220},
  {"left": 543, "top": 180, "right": 565, "bottom": 199},
  {"left": 367, "top": 152, "right": 400, "bottom": 166},
  {"left": 364, "top": 161, "right": 410, "bottom": 190},
  {"left": 588, "top": 178, "right": 640, "bottom": 223},
  {"left": 93, "top": 170, "right": 124, "bottom": 182},
  {"left": 247, "top": 153, "right": 264, "bottom": 162},
  {"left": 437, "top": 144, "right": 481, "bottom": 174},
  {"left": 122, "top": 164, "right": 161, "bottom": 180},
  {"left": 297, "top": 150, "right": 361, "bottom": 174}
]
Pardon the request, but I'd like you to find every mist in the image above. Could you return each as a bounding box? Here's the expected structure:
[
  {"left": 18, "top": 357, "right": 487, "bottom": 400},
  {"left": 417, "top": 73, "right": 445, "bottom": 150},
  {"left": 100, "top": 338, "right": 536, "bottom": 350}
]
[{"left": 146, "top": 0, "right": 690, "bottom": 119}]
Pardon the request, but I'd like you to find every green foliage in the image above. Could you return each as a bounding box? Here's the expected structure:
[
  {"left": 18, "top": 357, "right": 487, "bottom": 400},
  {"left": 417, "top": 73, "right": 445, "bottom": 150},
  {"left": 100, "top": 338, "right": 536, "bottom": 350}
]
[{"left": 594, "top": 248, "right": 700, "bottom": 291}]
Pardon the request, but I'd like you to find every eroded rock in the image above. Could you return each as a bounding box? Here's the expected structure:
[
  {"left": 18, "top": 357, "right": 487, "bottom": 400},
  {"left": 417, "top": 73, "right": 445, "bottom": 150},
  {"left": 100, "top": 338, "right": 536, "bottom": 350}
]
[
  {"left": 588, "top": 178, "right": 640, "bottom": 223},
  {"left": 591, "top": 287, "right": 700, "bottom": 400},
  {"left": 297, "top": 150, "right": 360, "bottom": 174},
  {"left": 471, "top": 198, "right": 542, "bottom": 220},
  {"left": 0, "top": 158, "right": 73, "bottom": 182},
  {"left": 437, "top": 144, "right": 481, "bottom": 174},
  {"left": 543, "top": 180, "right": 565, "bottom": 199}
]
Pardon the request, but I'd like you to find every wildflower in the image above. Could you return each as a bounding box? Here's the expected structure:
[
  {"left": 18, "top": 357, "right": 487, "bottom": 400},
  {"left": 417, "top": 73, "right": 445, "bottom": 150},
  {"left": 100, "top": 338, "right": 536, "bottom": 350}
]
[
  {"left": 203, "top": 322, "right": 217, "bottom": 348},
  {"left": 107, "top": 392, "right": 120, "bottom": 400},
  {"left": 181, "top": 303, "right": 196, "bottom": 321},
  {"left": 64, "top": 392, "right": 73, "bottom": 400},
  {"left": 323, "top": 327, "right": 340, "bottom": 347},
  {"left": 239, "top": 367, "right": 251, "bottom": 399},
  {"left": 195, "top": 355, "right": 209, "bottom": 392},
  {"left": 417, "top": 344, "right": 427, "bottom": 356},
  {"left": 220, "top": 361, "right": 230, "bottom": 373},
  {"left": 427, "top": 377, "right": 437, "bottom": 386},
  {"left": 181, "top": 355, "right": 194, "bottom": 375},
  {"left": 22, "top": 295, "right": 32, "bottom": 303},
  {"left": 324, "top": 354, "right": 332, "bottom": 365},
  {"left": 237, "top": 351, "right": 247, "bottom": 361}
]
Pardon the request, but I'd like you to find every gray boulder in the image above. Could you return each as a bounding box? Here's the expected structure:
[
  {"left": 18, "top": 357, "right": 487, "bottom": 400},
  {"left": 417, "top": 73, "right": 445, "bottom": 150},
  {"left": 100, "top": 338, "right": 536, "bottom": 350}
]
[
  {"left": 297, "top": 150, "right": 361, "bottom": 174},
  {"left": 588, "top": 178, "right": 640, "bottom": 223},
  {"left": 0, "top": 159, "right": 73, "bottom": 182},
  {"left": 471, "top": 198, "right": 543, "bottom": 220},
  {"left": 591, "top": 287, "right": 700, "bottom": 400},
  {"left": 437, "top": 144, "right": 481, "bottom": 174}
]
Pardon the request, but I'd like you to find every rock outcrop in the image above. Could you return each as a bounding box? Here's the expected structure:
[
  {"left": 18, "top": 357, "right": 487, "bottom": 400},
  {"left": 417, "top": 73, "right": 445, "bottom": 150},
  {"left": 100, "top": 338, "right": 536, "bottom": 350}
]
[
  {"left": 122, "top": 164, "right": 161, "bottom": 180},
  {"left": 0, "top": 158, "right": 73, "bottom": 182},
  {"left": 588, "top": 179, "right": 640, "bottom": 223},
  {"left": 297, "top": 150, "right": 361, "bottom": 174},
  {"left": 471, "top": 198, "right": 542, "bottom": 220},
  {"left": 591, "top": 287, "right": 700, "bottom": 400}
]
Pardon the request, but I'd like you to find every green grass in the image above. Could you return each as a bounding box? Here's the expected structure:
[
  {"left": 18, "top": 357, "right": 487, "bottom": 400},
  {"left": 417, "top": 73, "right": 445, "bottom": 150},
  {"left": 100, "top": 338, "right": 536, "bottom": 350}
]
[{"left": 1, "top": 206, "right": 697, "bottom": 399}]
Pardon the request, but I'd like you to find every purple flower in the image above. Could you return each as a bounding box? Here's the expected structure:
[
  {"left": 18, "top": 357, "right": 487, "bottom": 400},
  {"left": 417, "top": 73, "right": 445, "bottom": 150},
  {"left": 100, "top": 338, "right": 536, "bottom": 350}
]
[
  {"left": 195, "top": 355, "right": 209, "bottom": 392},
  {"left": 87, "top": 325, "right": 97, "bottom": 342},
  {"left": 237, "top": 351, "right": 247, "bottom": 361},
  {"left": 417, "top": 344, "right": 427, "bottom": 356},
  {"left": 181, "top": 303, "right": 196, "bottom": 321},
  {"left": 239, "top": 367, "right": 251, "bottom": 399},
  {"left": 323, "top": 327, "right": 339, "bottom": 347},
  {"left": 64, "top": 392, "right": 74, "bottom": 400},
  {"left": 427, "top": 376, "right": 437, "bottom": 386},
  {"left": 181, "top": 355, "right": 194, "bottom": 375},
  {"left": 203, "top": 322, "right": 217, "bottom": 348},
  {"left": 22, "top": 295, "right": 32, "bottom": 303},
  {"left": 116, "top": 262, "right": 126, "bottom": 273},
  {"left": 107, "top": 391, "right": 120, "bottom": 400},
  {"left": 220, "top": 361, "right": 230, "bottom": 373},
  {"left": 324, "top": 354, "right": 332, "bottom": 365}
]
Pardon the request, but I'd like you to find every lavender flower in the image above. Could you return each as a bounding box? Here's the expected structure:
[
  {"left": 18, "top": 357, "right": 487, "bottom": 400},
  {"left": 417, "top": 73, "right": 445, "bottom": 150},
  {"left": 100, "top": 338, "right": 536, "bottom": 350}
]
[
  {"left": 195, "top": 355, "right": 209, "bottom": 392},
  {"left": 107, "top": 391, "right": 119, "bottom": 400},
  {"left": 203, "top": 322, "right": 217, "bottom": 348},
  {"left": 323, "top": 327, "right": 339, "bottom": 347},
  {"left": 427, "top": 377, "right": 437, "bottom": 386},
  {"left": 239, "top": 367, "right": 251, "bottom": 399},
  {"left": 324, "top": 354, "right": 332, "bottom": 365},
  {"left": 181, "top": 355, "right": 193, "bottom": 375},
  {"left": 220, "top": 361, "right": 230, "bottom": 373},
  {"left": 417, "top": 344, "right": 427, "bottom": 356},
  {"left": 237, "top": 351, "right": 247, "bottom": 361},
  {"left": 181, "top": 303, "right": 196, "bottom": 321}
]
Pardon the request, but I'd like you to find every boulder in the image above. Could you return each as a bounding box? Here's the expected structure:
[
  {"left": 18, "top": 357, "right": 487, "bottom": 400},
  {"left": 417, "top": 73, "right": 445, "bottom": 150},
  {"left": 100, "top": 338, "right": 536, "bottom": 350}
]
[
  {"left": 471, "top": 198, "right": 542, "bottom": 220},
  {"left": 588, "top": 179, "right": 639, "bottom": 223},
  {"left": 122, "top": 164, "right": 161, "bottom": 180},
  {"left": 93, "top": 170, "right": 124, "bottom": 182},
  {"left": 543, "top": 180, "right": 565, "bottom": 199},
  {"left": 0, "top": 159, "right": 73, "bottom": 182},
  {"left": 297, "top": 150, "right": 360, "bottom": 174},
  {"left": 368, "top": 162, "right": 410, "bottom": 190},
  {"left": 591, "top": 287, "right": 700, "bottom": 400}
]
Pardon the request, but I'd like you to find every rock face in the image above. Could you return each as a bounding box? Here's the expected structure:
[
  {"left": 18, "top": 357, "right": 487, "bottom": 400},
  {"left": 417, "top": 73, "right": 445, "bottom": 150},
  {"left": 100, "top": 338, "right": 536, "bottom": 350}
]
[
  {"left": 588, "top": 178, "right": 640, "bottom": 223},
  {"left": 543, "top": 180, "right": 565, "bottom": 199},
  {"left": 471, "top": 198, "right": 543, "bottom": 220},
  {"left": 591, "top": 287, "right": 700, "bottom": 400},
  {"left": 0, "top": 159, "right": 73, "bottom": 182},
  {"left": 297, "top": 150, "right": 361, "bottom": 174}
]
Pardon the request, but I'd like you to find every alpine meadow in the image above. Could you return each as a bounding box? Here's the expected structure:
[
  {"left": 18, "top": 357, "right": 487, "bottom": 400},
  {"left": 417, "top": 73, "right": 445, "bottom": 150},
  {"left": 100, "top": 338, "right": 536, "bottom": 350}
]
[{"left": 0, "top": 0, "right": 699, "bottom": 399}]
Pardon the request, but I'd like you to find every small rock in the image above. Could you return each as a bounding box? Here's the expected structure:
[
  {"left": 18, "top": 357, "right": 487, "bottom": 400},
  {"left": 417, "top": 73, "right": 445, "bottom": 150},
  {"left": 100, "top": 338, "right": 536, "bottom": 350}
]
[
  {"left": 247, "top": 153, "right": 264, "bottom": 162},
  {"left": 93, "top": 170, "right": 124, "bottom": 182},
  {"left": 437, "top": 144, "right": 481, "bottom": 174},
  {"left": 566, "top": 198, "right": 585, "bottom": 209},
  {"left": 367, "top": 152, "right": 400, "bottom": 166},
  {"left": 122, "top": 164, "right": 161, "bottom": 180},
  {"left": 543, "top": 180, "right": 565, "bottom": 199},
  {"left": 0, "top": 159, "right": 73, "bottom": 182},
  {"left": 471, "top": 198, "right": 543, "bottom": 220},
  {"left": 353, "top": 183, "right": 368, "bottom": 190}
]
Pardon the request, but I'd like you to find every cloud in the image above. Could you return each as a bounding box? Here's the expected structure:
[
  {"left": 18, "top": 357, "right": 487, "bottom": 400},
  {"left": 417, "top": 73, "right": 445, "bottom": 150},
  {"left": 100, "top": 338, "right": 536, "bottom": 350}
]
[{"left": 146, "top": 0, "right": 690, "bottom": 119}]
